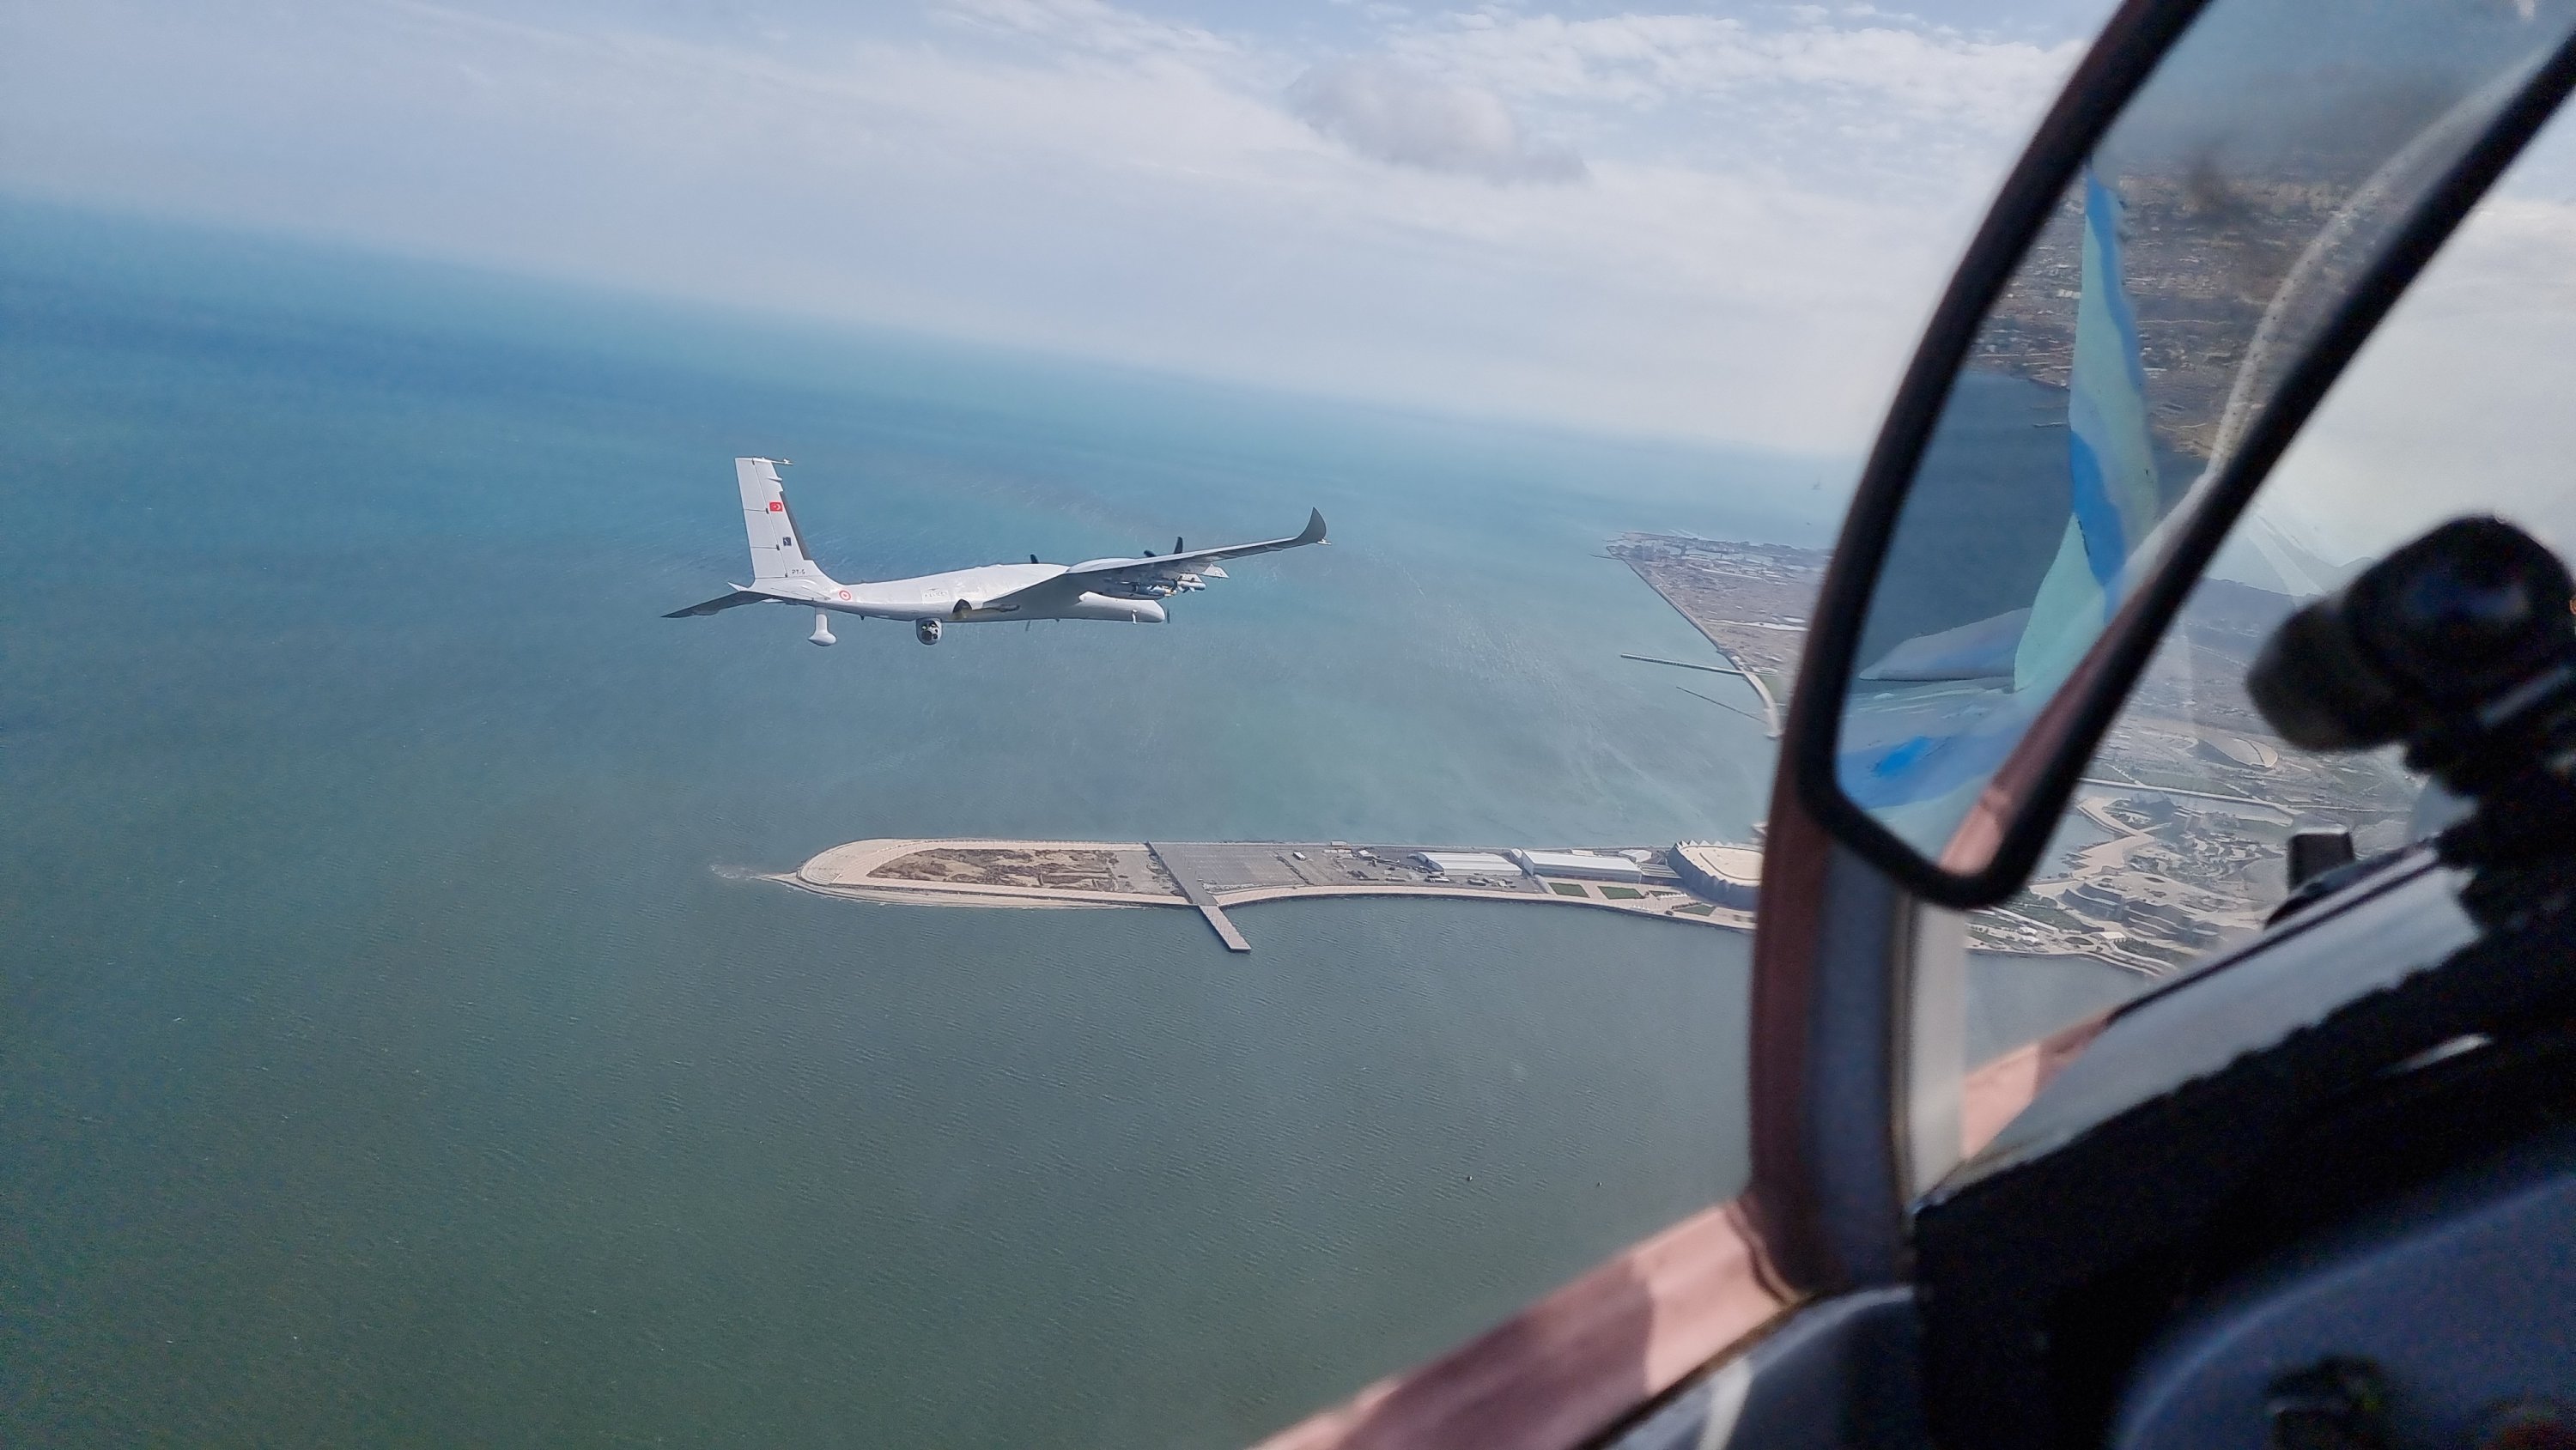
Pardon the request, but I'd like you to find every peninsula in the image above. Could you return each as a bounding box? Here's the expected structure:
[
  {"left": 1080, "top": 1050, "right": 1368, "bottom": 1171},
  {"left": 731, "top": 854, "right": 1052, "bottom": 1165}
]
[{"left": 776, "top": 839, "right": 1761, "bottom": 953}]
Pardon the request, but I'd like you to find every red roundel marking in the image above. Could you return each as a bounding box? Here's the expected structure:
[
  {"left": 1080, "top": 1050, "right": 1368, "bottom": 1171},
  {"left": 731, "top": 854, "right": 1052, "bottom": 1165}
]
[{"left": 838, "top": 590, "right": 851, "bottom": 600}]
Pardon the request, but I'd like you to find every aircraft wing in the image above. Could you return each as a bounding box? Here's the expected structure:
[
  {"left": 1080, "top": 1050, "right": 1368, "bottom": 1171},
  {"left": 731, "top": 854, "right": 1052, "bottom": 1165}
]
[
  {"left": 982, "top": 509, "right": 1327, "bottom": 610},
  {"left": 663, "top": 587, "right": 770, "bottom": 618}
]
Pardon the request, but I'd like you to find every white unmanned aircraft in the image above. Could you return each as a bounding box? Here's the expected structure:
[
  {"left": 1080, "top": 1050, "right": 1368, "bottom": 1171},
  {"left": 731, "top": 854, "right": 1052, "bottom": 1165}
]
[{"left": 666, "top": 458, "right": 1327, "bottom": 646}]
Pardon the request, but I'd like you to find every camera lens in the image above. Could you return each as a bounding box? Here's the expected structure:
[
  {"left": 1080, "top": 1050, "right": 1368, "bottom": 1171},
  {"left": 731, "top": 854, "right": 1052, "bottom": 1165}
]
[
  {"left": 2349, "top": 518, "right": 2573, "bottom": 707},
  {"left": 2248, "top": 517, "right": 2574, "bottom": 758}
]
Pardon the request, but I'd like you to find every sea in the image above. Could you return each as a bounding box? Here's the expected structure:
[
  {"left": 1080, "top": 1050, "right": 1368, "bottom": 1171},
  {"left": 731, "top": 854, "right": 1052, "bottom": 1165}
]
[{"left": 0, "top": 199, "right": 2142, "bottom": 1447}]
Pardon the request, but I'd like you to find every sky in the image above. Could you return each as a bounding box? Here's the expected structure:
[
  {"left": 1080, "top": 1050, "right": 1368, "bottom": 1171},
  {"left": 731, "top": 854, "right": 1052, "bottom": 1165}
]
[
  {"left": 0, "top": 0, "right": 2119, "bottom": 455},
  {"left": 2261, "top": 187, "right": 2576, "bottom": 566},
  {"left": 5, "top": 0, "right": 2576, "bottom": 530}
]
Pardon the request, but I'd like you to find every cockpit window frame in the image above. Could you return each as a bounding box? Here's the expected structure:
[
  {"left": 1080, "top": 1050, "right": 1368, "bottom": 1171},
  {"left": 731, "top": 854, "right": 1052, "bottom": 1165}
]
[{"left": 1788, "top": 1, "right": 2576, "bottom": 911}]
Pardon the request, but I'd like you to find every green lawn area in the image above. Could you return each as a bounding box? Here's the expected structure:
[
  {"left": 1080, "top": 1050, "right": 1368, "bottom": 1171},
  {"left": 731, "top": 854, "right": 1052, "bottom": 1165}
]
[
  {"left": 1549, "top": 881, "right": 1589, "bottom": 897},
  {"left": 1674, "top": 902, "right": 1716, "bottom": 916},
  {"left": 1599, "top": 885, "right": 1644, "bottom": 900}
]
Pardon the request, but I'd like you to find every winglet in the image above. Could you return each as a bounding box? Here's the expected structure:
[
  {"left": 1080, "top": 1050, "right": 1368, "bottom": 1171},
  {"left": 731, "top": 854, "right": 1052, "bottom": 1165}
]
[{"left": 1298, "top": 508, "right": 1327, "bottom": 546}]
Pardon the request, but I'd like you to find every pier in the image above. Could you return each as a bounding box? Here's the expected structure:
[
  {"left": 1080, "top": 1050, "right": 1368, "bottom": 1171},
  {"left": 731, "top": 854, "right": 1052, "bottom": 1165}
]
[{"left": 1148, "top": 842, "right": 1253, "bottom": 952}]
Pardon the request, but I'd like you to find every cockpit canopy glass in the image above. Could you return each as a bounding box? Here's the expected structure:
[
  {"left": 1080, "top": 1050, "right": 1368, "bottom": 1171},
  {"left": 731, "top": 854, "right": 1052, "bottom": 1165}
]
[{"left": 1827, "top": 0, "right": 2576, "bottom": 883}]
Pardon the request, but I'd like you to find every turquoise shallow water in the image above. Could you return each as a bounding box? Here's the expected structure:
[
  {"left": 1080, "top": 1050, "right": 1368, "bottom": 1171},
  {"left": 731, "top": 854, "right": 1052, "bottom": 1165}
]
[{"left": 0, "top": 202, "right": 2136, "bottom": 1446}]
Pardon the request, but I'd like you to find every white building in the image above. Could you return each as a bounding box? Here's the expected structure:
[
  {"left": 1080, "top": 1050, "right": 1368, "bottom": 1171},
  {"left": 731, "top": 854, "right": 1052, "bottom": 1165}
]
[
  {"left": 1413, "top": 851, "right": 1520, "bottom": 877},
  {"left": 1511, "top": 849, "right": 1646, "bottom": 884},
  {"left": 1672, "top": 843, "right": 1762, "bottom": 908}
]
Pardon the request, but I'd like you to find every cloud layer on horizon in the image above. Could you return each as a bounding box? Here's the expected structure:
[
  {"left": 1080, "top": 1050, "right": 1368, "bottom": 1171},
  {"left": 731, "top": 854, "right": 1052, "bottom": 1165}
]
[
  {"left": 0, "top": 0, "right": 2136, "bottom": 456},
  {"left": 5, "top": 0, "right": 2572, "bottom": 599}
]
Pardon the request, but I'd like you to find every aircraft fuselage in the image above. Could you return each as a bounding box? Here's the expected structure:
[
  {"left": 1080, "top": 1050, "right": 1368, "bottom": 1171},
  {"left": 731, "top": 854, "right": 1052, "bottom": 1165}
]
[
  {"left": 667, "top": 458, "right": 1321, "bottom": 640},
  {"left": 756, "top": 563, "right": 1170, "bottom": 624}
]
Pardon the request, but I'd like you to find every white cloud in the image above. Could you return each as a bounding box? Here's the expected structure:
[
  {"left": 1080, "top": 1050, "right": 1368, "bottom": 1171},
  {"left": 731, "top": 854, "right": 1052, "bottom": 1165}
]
[
  {"left": 1383, "top": 9, "right": 2079, "bottom": 124},
  {"left": 2260, "top": 191, "right": 2576, "bottom": 564},
  {"left": 936, "top": 0, "right": 1236, "bottom": 64},
  {"left": 0, "top": 0, "right": 2103, "bottom": 453},
  {"left": 1288, "top": 58, "right": 1587, "bottom": 184}
]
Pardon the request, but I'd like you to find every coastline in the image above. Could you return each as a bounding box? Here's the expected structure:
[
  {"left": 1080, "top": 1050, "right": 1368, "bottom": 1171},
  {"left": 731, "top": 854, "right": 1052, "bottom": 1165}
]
[
  {"left": 1611, "top": 551, "right": 1790, "bottom": 737},
  {"left": 765, "top": 825, "right": 2180, "bottom": 977}
]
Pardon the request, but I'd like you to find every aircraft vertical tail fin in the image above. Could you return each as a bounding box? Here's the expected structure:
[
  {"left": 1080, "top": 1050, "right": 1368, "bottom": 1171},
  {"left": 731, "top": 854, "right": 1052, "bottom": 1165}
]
[{"left": 736, "top": 458, "right": 837, "bottom": 588}]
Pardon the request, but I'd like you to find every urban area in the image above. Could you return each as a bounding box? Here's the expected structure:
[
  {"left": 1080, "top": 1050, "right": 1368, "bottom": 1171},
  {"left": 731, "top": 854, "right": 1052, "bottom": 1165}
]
[{"left": 1613, "top": 531, "right": 2415, "bottom": 974}]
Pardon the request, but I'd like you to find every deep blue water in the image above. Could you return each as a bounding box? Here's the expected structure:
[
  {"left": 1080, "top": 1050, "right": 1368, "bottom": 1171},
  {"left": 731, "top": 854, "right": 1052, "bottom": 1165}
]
[{"left": 0, "top": 201, "right": 2135, "bottom": 1447}]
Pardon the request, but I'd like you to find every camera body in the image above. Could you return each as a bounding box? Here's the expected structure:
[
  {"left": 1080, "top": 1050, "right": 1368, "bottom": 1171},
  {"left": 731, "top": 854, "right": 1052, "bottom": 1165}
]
[{"left": 2248, "top": 517, "right": 2576, "bottom": 860}]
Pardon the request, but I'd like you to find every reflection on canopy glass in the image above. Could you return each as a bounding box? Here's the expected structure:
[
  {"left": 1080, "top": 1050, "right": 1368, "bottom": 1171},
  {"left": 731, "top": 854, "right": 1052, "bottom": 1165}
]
[{"left": 1837, "top": 0, "right": 2576, "bottom": 865}]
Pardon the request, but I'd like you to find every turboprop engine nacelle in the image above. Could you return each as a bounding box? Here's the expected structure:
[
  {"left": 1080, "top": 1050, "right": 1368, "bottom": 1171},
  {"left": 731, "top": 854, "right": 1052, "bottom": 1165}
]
[
  {"left": 809, "top": 612, "right": 837, "bottom": 646},
  {"left": 915, "top": 618, "right": 942, "bottom": 646}
]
